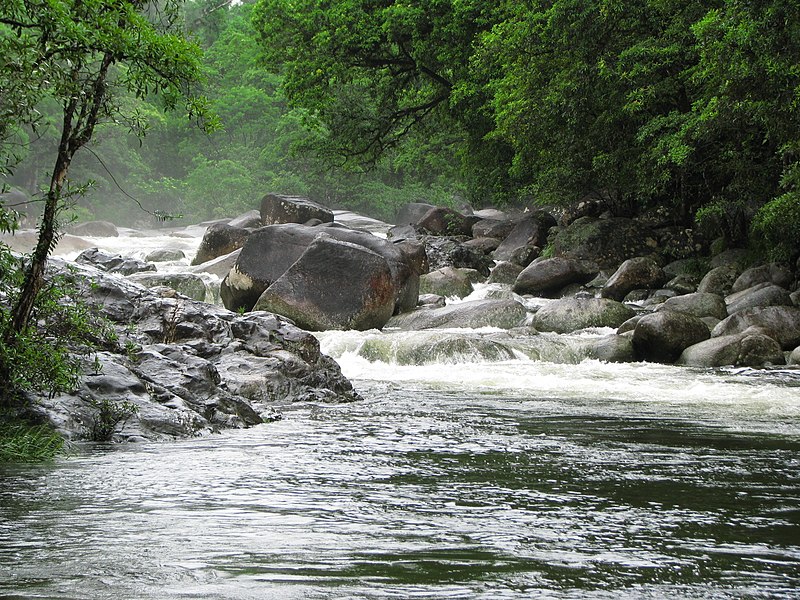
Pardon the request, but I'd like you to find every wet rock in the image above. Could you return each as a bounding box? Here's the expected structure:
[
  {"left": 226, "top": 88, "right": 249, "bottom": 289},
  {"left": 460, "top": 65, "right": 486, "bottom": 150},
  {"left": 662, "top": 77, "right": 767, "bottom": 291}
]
[
  {"left": 424, "top": 236, "right": 493, "bottom": 276},
  {"left": 189, "top": 249, "right": 241, "bottom": 279},
  {"left": 29, "top": 261, "right": 360, "bottom": 442},
  {"left": 145, "top": 248, "right": 186, "bottom": 262},
  {"left": 488, "top": 261, "right": 523, "bottom": 285},
  {"left": 68, "top": 220, "right": 119, "bottom": 237},
  {"left": 191, "top": 222, "right": 250, "bottom": 266},
  {"left": 260, "top": 193, "right": 334, "bottom": 226},
  {"left": 732, "top": 263, "right": 794, "bottom": 294},
  {"left": 472, "top": 218, "right": 516, "bottom": 241},
  {"left": 601, "top": 257, "right": 667, "bottom": 302},
  {"left": 386, "top": 299, "right": 527, "bottom": 330},
  {"left": 419, "top": 267, "right": 474, "bottom": 299},
  {"left": 418, "top": 294, "right": 446, "bottom": 308},
  {"left": 677, "top": 327, "right": 786, "bottom": 368},
  {"left": 416, "top": 206, "right": 477, "bottom": 237},
  {"left": 221, "top": 223, "right": 423, "bottom": 315},
  {"left": 462, "top": 237, "right": 500, "bottom": 255},
  {"left": 532, "top": 297, "right": 636, "bottom": 334},
  {"left": 725, "top": 283, "right": 793, "bottom": 315},
  {"left": 588, "top": 334, "right": 635, "bottom": 363},
  {"left": 395, "top": 202, "right": 436, "bottom": 226},
  {"left": 76, "top": 247, "right": 156, "bottom": 275},
  {"left": 127, "top": 272, "right": 208, "bottom": 302},
  {"left": 513, "top": 257, "right": 597, "bottom": 297},
  {"left": 664, "top": 274, "right": 699, "bottom": 295},
  {"left": 655, "top": 292, "right": 728, "bottom": 320},
  {"left": 550, "top": 217, "right": 657, "bottom": 269},
  {"left": 493, "top": 212, "right": 555, "bottom": 263},
  {"left": 789, "top": 346, "right": 800, "bottom": 365},
  {"left": 253, "top": 236, "right": 396, "bottom": 331},
  {"left": 697, "top": 264, "right": 741, "bottom": 297},
  {"left": 712, "top": 306, "right": 800, "bottom": 349},
  {"left": 632, "top": 311, "right": 710, "bottom": 363},
  {"left": 228, "top": 209, "right": 262, "bottom": 229}
]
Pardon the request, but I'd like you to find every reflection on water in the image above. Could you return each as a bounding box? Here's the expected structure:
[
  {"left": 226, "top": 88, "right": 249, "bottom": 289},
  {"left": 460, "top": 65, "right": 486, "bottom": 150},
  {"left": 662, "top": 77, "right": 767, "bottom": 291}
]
[{"left": 1, "top": 377, "right": 799, "bottom": 599}]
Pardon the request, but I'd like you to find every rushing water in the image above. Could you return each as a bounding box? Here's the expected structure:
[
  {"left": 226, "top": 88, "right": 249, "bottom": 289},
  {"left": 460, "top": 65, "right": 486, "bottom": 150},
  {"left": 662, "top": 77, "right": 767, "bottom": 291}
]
[{"left": 1, "top": 222, "right": 800, "bottom": 599}]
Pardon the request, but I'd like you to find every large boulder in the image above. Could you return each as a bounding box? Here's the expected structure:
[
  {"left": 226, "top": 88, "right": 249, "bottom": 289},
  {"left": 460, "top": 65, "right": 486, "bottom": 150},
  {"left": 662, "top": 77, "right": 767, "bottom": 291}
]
[
  {"left": 632, "top": 311, "right": 711, "bottom": 363},
  {"left": 601, "top": 256, "right": 667, "bottom": 301},
  {"left": 253, "top": 236, "right": 396, "bottom": 331},
  {"left": 386, "top": 299, "right": 528, "bottom": 330},
  {"left": 395, "top": 202, "right": 436, "bottom": 226},
  {"left": 75, "top": 247, "right": 156, "bottom": 275},
  {"left": 416, "top": 206, "right": 477, "bottom": 237},
  {"left": 191, "top": 222, "right": 250, "bottom": 266},
  {"left": 472, "top": 218, "right": 517, "bottom": 241},
  {"left": 424, "top": 236, "right": 493, "bottom": 276},
  {"left": 725, "top": 283, "right": 793, "bottom": 315},
  {"left": 532, "top": 297, "right": 635, "bottom": 334},
  {"left": 655, "top": 292, "right": 728, "bottom": 320},
  {"left": 731, "top": 263, "right": 794, "bottom": 293},
  {"left": 513, "top": 257, "right": 597, "bottom": 297},
  {"left": 419, "top": 267, "right": 473, "bottom": 299},
  {"left": 260, "top": 193, "right": 334, "bottom": 225},
  {"left": 228, "top": 209, "right": 262, "bottom": 229},
  {"left": 677, "top": 327, "right": 785, "bottom": 368},
  {"left": 488, "top": 261, "right": 523, "bottom": 285},
  {"left": 127, "top": 272, "right": 209, "bottom": 302},
  {"left": 711, "top": 306, "right": 800, "bottom": 349},
  {"left": 221, "top": 223, "right": 423, "bottom": 314},
  {"left": 550, "top": 217, "right": 658, "bottom": 269},
  {"left": 697, "top": 264, "right": 741, "bottom": 296},
  {"left": 68, "top": 220, "right": 119, "bottom": 237},
  {"left": 493, "top": 212, "right": 556, "bottom": 263},
  {"left": 189, "top": 248, "right": 241, "bottom": 279},
  {"left": 789, "top": 346, "right": 800, "bottom": 365}
]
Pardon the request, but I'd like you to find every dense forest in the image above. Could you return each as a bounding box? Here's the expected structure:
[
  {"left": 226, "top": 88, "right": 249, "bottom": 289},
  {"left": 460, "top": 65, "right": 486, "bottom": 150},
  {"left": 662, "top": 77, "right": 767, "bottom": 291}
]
[{"left": 1, "top": 0, "right": 798, "bottom": 261}]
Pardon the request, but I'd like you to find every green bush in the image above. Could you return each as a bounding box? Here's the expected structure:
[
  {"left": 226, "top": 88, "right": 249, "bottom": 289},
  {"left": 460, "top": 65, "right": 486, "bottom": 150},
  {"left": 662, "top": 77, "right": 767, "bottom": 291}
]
[{"left": 751, "top": 192, "right": 800, "bottom": 262}]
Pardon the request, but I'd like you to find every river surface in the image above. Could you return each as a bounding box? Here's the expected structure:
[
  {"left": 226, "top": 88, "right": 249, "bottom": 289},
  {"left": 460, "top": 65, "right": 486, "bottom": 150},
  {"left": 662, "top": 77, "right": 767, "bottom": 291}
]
[{"left": 1, "top": 221, "right": 800, "bottom": 599}]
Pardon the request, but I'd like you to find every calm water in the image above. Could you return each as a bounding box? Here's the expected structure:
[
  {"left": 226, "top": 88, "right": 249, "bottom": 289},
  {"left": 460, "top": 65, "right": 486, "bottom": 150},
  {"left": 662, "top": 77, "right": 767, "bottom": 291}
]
[{"left": 2, "top": 360, "right": 800, "bottom": 599}]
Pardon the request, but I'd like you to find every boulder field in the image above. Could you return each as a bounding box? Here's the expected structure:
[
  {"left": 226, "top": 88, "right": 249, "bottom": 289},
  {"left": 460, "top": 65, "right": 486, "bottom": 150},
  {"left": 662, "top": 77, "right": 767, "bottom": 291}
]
[
  {"left": 180, "top": 195, "right": 800, "bottom": 370},
  {"left": 27, "top": 194, "right": 800, "bottom": 442}
]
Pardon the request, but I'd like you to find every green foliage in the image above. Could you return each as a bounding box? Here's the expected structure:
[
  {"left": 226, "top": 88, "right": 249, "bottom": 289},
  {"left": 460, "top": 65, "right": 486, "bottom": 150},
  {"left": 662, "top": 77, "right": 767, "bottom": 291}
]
[
  {"left": 88, "top": 398, "right": 139, "bottom": 442},
  {"left": 0, "top": 418, "right": 63, "bottom": 462},
  {"left": 751, "top": 192, "right": 800, "bottom": 262},
  {"left": 0, "top": 251, "right": 106, "bottom": 401}
]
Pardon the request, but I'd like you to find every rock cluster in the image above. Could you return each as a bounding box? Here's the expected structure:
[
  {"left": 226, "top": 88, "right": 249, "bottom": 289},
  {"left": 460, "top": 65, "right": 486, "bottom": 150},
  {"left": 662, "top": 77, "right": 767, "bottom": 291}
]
[{"left": 28, "top": 259, "right": 360, "bottom": 443}]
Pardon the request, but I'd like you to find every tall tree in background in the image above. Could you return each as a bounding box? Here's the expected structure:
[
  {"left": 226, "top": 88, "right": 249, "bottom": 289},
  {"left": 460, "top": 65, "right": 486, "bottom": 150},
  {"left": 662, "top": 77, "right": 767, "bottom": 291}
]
[
  {"left": 0, "top": 0, "right": 214, "bottom": 395},
  {"left": 253, "top": 0, "right": 799, "bottom": 257}
]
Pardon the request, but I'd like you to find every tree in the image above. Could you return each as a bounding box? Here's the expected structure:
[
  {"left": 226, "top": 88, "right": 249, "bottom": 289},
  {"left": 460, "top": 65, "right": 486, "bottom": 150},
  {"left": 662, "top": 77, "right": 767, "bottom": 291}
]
[{"left": 0, "top": 0, "right": 215, "bottom": 399}]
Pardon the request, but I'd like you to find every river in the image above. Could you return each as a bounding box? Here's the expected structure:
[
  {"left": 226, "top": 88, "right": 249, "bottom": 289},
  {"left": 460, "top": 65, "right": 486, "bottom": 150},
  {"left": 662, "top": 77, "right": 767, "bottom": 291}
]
[{"left": 1, "top": 220, "right": 799, "bottom": 599}]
